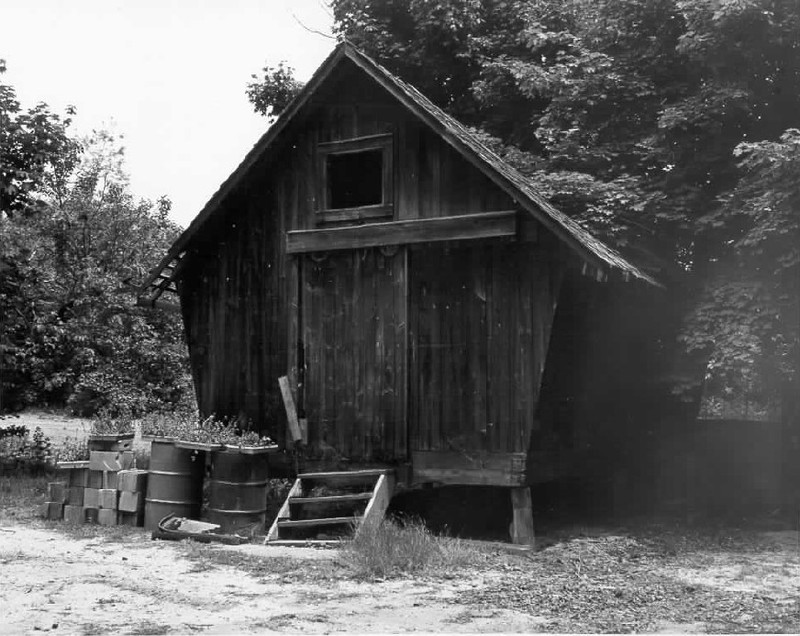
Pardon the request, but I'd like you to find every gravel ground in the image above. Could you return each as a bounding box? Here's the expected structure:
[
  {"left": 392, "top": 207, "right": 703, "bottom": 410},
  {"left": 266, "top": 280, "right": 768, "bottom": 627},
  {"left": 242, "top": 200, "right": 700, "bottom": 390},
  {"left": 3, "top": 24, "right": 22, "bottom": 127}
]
[{"left": 457, "top": 528, "right": 800, "bottom": 633}]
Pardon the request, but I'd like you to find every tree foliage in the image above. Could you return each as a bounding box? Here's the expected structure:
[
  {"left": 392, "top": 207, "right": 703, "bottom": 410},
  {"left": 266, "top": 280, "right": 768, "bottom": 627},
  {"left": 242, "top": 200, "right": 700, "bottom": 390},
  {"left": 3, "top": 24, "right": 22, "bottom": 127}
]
[
  {"left": 248, "top": 0, "right": 800, "bottom": 417},
  {"left": 245, "top": 62, "right": 304, "bottom": 122},
  {"left": 0, "top": 60, "right": 80, "bottom": 218},
  {"left": 0, "top": 66, "right": 192, "bottom": 416}
]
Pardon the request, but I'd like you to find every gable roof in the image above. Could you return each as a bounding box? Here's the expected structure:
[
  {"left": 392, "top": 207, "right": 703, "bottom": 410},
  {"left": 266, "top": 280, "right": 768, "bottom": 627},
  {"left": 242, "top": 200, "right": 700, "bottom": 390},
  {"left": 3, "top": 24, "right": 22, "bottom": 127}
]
[{"left": 139, "top": 42, "right": 658, "bottom": 305}]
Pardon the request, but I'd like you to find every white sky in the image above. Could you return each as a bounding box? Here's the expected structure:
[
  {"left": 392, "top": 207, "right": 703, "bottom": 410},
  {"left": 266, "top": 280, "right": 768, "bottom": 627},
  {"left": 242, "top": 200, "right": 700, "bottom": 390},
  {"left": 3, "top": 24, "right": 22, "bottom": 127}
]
[{"left": 2, "top": 0, "right": 335, "bottom": 227}]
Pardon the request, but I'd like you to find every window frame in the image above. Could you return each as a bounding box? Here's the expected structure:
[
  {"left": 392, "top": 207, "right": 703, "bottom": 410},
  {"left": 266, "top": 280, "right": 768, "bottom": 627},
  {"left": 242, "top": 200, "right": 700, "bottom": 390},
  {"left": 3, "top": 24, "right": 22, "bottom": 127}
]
[{"left": 316, "top": 133, "right": 393, "bottom": 223}]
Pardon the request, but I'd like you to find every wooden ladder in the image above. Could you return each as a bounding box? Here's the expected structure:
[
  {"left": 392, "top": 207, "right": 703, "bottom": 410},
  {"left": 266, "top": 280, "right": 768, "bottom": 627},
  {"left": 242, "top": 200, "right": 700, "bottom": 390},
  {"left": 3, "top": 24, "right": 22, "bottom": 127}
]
[{"left": 265, "top": 469, "right": 394, "bottom": 545}]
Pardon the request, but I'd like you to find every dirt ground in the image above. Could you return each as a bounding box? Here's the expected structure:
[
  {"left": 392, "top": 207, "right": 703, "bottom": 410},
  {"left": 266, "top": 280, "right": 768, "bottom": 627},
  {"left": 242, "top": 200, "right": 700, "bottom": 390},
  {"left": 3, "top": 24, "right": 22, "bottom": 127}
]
[
  {"left": 2, "top": 412, "right": 799, "bottom": 633},
  {"left": 0, "top": 521, "right": 536, "bottom": 634},
  {"left": 1, "top": 513, "right": 799, "bottom": 634}
]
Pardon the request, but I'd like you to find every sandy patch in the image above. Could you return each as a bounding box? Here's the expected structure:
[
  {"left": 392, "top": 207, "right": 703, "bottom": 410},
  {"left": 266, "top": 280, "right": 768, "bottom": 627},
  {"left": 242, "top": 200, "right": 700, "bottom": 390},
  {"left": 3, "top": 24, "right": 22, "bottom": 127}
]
[{"left": 0, "top": 524, "right": 539, "bottom": 634}]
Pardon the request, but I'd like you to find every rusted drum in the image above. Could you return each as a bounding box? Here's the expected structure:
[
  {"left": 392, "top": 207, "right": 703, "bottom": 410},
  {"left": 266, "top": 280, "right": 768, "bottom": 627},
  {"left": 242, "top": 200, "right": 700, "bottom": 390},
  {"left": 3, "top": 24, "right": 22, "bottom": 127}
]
[
  {"left": 144, "top": 440, "right": 204, "bottom": 531},
  {"left": 206, "top": 450, "right": 269, "bottom": 535}
]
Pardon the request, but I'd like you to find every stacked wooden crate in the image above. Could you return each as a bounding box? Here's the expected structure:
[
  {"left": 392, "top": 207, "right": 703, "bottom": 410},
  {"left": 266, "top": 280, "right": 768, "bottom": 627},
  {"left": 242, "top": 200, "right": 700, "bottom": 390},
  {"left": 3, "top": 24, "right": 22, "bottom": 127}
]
[
  {"left": 39, "top": 480, "right": 69, "bottom": 520},
  {"left": 118, "top": 468, "right": 147, "bottom": 526},
  {"left": 86, "top": 450, "right": 132, "bottom": 525},
  {"left": 51, "top": 450, "right": 148, "bottom": 526},
  {"left": 61, "top": 460, "right": 89, "bottom": 523}
]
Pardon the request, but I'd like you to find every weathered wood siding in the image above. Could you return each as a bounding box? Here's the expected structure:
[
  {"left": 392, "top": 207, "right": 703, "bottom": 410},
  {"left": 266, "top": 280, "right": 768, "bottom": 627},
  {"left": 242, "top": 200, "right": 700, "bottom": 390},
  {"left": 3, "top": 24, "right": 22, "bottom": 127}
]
[
  {"left": 179, "top": 171, "right": 289, "bottom": 436},
  {"left": 177, "top": 59, "right": 562, "bottom": 465},
  {"left": 300, "top": 248, "right": 407, "bottom": 461},
  {"left": 409, "top": 242, "right": 564, "bottom": 456}
]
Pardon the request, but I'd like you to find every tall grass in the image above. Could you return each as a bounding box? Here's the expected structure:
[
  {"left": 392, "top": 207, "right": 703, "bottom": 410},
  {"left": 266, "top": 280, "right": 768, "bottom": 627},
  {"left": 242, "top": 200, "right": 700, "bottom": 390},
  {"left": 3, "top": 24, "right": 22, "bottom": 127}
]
[
  {"left": 0, "top": 474, "right": 49, "bottom": 522},
  {"left": 342, "top": 517, "right": 484, "bottom": 579}
]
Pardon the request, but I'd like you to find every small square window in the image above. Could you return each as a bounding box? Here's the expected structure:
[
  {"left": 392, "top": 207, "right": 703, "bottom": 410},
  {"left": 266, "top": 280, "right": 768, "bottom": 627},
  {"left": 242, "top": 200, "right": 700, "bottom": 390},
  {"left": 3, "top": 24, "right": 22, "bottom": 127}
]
[
  {"left": 327, "top": 149, "right": 383, "bottom": 209},
  {"left": 317, "top": 133, "right": 393, "bottom": 223}
]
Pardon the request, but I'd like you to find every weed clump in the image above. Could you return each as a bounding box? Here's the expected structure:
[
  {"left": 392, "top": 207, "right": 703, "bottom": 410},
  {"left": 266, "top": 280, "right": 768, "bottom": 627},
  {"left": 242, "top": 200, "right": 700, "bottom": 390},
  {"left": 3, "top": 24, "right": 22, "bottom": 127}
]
[
  {"left": 0, "top": 426, "right": 54, "bottom": 474},
  {"left": 342, "top": 517, "right": 482, "bottom": 579}
]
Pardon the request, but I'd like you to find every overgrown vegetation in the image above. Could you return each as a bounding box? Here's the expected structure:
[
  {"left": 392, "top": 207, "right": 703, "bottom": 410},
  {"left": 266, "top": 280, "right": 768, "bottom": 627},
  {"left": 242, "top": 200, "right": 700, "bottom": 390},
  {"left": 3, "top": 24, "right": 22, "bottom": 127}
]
[
  {"left": 342, "top": 517, "right": 486, "bottom": 579},
  {"left": 0, "top": 473, "right": 48, "bottom": 521},
  {"left": 0, "top": 64, "right": 192, "bottom": 417},
  {"left": 139, "top": 411, "right": 274, "bottom": 447},
  {"left": 0, "top": 425, "right": 53, "bottom": 474}
]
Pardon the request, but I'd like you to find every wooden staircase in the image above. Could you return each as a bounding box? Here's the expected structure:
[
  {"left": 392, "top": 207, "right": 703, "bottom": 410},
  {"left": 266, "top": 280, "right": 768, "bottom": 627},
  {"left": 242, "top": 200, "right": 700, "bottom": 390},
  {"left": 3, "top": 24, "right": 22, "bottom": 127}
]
[{"left": 265, "top": 469, "right": 394, "bottom": 544}]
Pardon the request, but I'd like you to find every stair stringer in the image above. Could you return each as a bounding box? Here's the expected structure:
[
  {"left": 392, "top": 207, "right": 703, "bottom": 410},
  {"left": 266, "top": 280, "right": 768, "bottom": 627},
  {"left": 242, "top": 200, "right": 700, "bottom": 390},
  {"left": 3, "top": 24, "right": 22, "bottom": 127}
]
[
  {"left": 355, "top": 472, "right": 394, "bottom": 537},
  {"left": 265, "top": 477, "right": 302, "bottom": 542}
]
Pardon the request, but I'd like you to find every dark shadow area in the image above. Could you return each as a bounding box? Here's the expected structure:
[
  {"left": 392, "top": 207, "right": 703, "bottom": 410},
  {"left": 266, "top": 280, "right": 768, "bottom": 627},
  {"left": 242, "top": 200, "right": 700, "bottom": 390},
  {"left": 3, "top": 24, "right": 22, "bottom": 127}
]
[
  {"left": 387, "top": 475, "right": 800, "bottom": 543},
  {"left": 387, "top": 481, "right": 604, "bottom": 541}
]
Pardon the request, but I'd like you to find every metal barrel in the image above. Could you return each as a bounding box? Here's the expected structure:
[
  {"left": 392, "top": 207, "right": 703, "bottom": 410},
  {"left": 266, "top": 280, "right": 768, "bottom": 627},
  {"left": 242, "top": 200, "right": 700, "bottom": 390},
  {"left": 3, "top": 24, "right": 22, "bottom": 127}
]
[
  {"left": 206, "top": 450, "right": 269, "bottom": 535},
  {"left": 144, "top": 440, "right": 205, "bottom": 531}
]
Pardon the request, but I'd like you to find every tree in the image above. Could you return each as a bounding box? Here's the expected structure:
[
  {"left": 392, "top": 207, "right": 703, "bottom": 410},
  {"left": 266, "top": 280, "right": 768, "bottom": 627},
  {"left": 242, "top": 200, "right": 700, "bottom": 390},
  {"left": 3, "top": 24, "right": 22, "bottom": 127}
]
[
  {"left": 249, "top": 0, "right": 800, "bottom": 419},
  {"left": 245, "top": 62, "right": 303, "bottom": 122},
  {"left": 0, "top": 66, "right": 192, "bottom": 415},
  {"left": 683, "top": 129, "right": 800, "bottom": 418},
  {"left": 0, "top": 59, "right": 79, "bottom": 217}
]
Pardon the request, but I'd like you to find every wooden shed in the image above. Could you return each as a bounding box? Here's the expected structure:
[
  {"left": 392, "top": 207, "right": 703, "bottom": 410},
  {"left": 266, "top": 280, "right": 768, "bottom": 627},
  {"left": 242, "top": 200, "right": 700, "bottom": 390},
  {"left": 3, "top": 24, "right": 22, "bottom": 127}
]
[{"left": 139, "top": 43, "right": 659, "bottom": 542}]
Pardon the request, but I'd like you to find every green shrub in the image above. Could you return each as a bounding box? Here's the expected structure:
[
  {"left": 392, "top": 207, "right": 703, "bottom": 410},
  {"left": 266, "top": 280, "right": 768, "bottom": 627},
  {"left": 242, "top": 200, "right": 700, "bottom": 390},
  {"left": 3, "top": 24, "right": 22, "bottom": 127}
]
[
  {"left": 53, "top": 436, "right": 89, "bottom": 463},
  {"left": 0, "top": 426, "right": 54, "bottom": 475},
  {"left": 0, "top": 474, "right": 49, "bottom": 521},
  {"left": 342, "top": 517, "right": 482, "bottom": 579}
]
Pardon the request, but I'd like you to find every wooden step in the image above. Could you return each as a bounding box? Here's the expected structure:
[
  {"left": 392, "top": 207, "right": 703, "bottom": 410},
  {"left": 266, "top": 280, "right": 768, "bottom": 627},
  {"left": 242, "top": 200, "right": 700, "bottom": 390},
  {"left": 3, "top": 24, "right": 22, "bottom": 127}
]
[
  {"left": 289, "top": 492, "right": 373, "bottom": 505},
  {"left": 277, "top": 515, "right": 361, "bottom": 529},
  {"left": 288, "top": 492, "right": 372, "bottom": 521},
  {"left": 263, "top": 539, "right": 341, "bottom": 548},
  {"left": 299, "top": 469, "right": 390, "bottom": 487},
  {"left": 276, "top": 515, "right": 361, "bottom": 541}
]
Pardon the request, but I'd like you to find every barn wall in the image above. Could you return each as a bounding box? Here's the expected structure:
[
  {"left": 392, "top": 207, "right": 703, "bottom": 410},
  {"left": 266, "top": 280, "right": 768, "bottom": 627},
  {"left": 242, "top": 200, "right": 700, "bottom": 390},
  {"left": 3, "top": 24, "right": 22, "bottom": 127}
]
[
  {"left": 178, "top": 158, "right": 291, "bottom": 439},
  {"left": 408, "top": 240, "right": 565, "bottom": 456},
  {"left": 177, "top": 59, "right": 560, "bottom": 463}
]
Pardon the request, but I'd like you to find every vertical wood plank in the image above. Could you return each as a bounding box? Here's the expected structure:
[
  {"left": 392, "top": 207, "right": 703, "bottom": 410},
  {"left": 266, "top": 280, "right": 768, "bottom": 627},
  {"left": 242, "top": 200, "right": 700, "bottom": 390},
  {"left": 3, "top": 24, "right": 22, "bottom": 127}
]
[
  {"left": 397, "top": 120, "right": 420, "bottom": 220},
  {"left": 287, "top": 255, "right": 300, "bottom": 448},
  {"left": 510, "top": 486, "right": 535, "bottom": 546},
  {"left": 396, "top": 247, "right": 409, "bottom": 459}
]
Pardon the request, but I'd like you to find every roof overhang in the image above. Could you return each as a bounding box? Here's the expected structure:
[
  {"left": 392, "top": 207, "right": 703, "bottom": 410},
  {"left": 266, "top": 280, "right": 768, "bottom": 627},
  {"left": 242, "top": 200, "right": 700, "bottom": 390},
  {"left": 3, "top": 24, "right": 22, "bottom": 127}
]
[{"left": 138, "top": 42, "right": 660, "bottom": 306}]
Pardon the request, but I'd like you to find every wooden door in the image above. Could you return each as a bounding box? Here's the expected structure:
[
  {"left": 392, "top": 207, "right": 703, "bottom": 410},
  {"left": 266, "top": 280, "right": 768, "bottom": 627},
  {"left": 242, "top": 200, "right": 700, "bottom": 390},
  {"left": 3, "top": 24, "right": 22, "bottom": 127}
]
[{"left": 298, "top": 247, "right": 407, "bottom": 462}]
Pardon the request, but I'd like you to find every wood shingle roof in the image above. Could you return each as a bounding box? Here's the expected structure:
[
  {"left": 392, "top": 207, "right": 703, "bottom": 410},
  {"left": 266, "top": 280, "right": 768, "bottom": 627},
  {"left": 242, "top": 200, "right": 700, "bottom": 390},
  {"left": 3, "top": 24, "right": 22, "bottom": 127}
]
[{"left": 139, "top": 42, "right": 658, "bottom": 305}]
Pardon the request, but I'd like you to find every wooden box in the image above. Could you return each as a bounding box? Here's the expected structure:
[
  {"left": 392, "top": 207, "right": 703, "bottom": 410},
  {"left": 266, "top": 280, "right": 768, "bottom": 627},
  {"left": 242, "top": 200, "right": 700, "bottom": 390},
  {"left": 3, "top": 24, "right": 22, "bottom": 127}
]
[
  {"left": 97, "top": 508, "right": 118, "bottom": 526},
  {"left": 39, "top": 502, "right": 63, "bottom": 520},
  {"left": 87, "top": 470, "right": 103, "bottom": 489},
  {"left": 47, "top": 482, "right": 67, "bottom": 504},
  {"left": 118, "top": 491, "right": 143, "bottom": 513},
  {"left": 87, "top": 470, "right": 117, "bottom": 489},
  {"left": 63, "top": 504, "right": 85, "bottom": 524},
  {"left": 118, "top": 511, "right": 144, "bottom": 527},
  {"left": 83, "top": 488, "right": 100, "bottom": 509},
  {"left": 66, "top": 486, "right": 84, "bottom": 506},
  {"left": 70, "top": 467, "right": 89, "bottom": 488},
  {"left": 89, "top": 451, "right": 134, "bottom": 472},
  {"left": 98, "top": 489, "right": 118, "bottom": 510},
  {"left": 57, "top": 462, "right": 89, "bottom": 488},
  {"left": 118, "top": 469, "right": 148, "bottom": 493}
]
